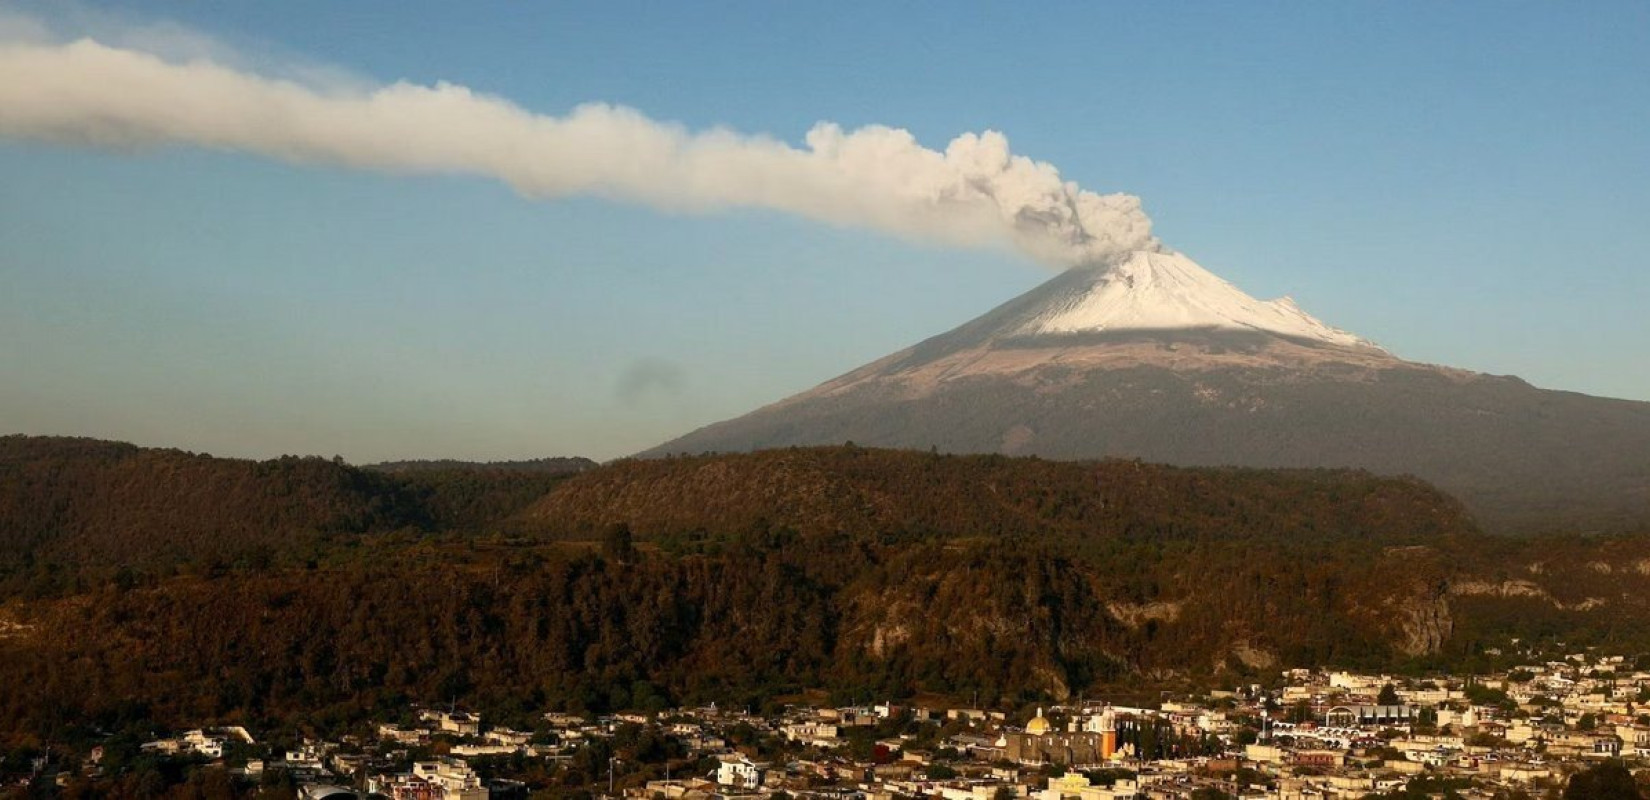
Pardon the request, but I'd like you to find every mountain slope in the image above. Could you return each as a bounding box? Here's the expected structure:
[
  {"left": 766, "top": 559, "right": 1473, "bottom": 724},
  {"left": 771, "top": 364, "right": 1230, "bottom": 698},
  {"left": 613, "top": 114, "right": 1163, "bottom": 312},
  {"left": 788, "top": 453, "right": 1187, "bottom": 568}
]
[{"left": 643, "top": 251, "right": 1650, "bottom": 533}]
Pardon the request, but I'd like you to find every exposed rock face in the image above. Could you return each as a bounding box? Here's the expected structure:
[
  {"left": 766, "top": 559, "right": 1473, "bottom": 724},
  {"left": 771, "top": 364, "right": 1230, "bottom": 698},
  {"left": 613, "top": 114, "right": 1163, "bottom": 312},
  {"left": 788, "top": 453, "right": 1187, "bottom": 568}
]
[
  {"left": 1451, "top": 579, "right": 1553, "bottom": 600},
  {"left": 1106, "top": 601, "right": 1183, "bottom": 630},
  {"left": 832, "top": 556, "right": 1123, "bottom": 698},
  {"left": 1393, "top": 580, "right": 1454, "bottom": 657},
  {"left": 1450, "top": 579, "right": 1610, "bottom": 612},
  {"left": 1229, "top": 642, "right": 1278, "bottom": 671}
]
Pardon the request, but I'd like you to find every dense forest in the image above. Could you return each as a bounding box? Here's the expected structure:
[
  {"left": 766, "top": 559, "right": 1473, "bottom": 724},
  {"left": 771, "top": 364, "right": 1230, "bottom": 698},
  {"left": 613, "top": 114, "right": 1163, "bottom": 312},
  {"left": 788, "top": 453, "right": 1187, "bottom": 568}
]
[
  {"left": 3, "top": 435, "right": 1650, "bottom": 750},
  {"left": 523, "top": 447, "right": 1473, "bottom": 546},
  {"left": 0, "top": 436, "right": 577, "bottom": 579}
]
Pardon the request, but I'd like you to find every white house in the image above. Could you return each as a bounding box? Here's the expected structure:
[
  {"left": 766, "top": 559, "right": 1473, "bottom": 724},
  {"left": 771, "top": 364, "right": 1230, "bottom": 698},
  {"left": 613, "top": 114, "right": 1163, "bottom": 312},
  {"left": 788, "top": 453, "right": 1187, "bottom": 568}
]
[{"left": 716, "top": 755, "right": 766, "bottom": 790}]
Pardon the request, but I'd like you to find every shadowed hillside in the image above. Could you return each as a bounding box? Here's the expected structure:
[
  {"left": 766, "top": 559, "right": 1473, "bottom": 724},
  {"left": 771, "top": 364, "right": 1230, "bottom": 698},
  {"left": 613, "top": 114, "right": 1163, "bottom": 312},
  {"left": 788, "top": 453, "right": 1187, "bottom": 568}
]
[
  {"left": 0, "top": 435, "right": 581, "bottom": 578},
  {"left": 0, "top": 435, "right": 423, "bottom": 571}
]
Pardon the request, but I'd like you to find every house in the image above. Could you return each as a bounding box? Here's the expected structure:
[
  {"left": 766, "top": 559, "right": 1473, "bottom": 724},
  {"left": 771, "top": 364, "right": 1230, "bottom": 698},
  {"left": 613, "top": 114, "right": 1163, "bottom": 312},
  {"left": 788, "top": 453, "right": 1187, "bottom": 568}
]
[
  {"left": 370, "top": 774, "right": 438, "bottom": 800},
  {"left": 140, "top": 729, "right": 228, "bottom": 760},
  {"left": 1588, "top": 735, "right": 1623, "bottom": 758},
  {"left": 781, "top": 721, "right": 841, "bottom": 747},
  {"left": 1037, "top": 772, "right": 1094, "bottom": 800},
  {"left": 1291, "top": 750, "right": 1343, "bottom": 768},
  {"left": 370, "top": 759, "right": 487, "bottom": 800},
  {"left": 379, "top": 724, "right": 427, "bottom": 745},
  {"left": 421, "top": 710, "right": 482, "bottom": 737},
  {"left": 716, "top": 755, "right": 766, "bottom": 790},
  {"left": 284, "top": 740, "right": 331, "bottom": 776},
  {"left": 1615, "top": 725, "right": 1650, "bottom": 756}
]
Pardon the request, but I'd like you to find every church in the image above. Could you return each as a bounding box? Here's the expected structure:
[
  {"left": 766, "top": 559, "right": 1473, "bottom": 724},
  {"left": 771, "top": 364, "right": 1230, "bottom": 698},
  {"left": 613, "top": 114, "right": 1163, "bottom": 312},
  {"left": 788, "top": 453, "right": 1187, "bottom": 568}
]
[{"left": 1000, "top": 707, "right": 1120, "bottom": 767}]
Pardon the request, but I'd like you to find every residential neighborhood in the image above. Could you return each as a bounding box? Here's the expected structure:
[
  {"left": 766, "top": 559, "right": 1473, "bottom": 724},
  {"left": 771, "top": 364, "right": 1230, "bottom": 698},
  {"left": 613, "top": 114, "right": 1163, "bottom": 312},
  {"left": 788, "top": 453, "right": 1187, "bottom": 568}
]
[{"left": 16, "top": 649, "right": 1650, "bottom": 799}]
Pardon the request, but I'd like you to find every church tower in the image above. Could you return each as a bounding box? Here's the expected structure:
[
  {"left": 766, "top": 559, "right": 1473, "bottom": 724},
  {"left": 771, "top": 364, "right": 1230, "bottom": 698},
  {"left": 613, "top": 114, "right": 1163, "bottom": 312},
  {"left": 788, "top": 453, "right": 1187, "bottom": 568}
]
[{"left": 1100, "top": 706, "right": 1117, "bottom": 761}]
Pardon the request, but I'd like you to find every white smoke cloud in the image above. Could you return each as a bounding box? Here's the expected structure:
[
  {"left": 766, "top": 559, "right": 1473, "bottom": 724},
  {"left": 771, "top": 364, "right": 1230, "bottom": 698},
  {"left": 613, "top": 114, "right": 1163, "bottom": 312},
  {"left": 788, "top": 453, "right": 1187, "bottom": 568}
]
[{"left": 0, "top": 25, "right": 1159, "bottom": 267}]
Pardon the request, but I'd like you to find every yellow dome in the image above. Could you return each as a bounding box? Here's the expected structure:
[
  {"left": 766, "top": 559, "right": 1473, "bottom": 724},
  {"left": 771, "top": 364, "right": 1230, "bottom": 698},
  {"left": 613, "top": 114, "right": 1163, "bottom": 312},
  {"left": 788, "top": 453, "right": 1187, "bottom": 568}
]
[{"left": 1026, "top": 708, "right": 1051, "bottom": 735}]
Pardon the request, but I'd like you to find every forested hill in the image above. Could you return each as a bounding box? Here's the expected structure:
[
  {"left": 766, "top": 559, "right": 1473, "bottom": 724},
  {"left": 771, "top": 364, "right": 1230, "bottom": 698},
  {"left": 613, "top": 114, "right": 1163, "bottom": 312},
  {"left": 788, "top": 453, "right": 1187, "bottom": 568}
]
[
  {"left": 520, "top": 447, "right": 1477, "bottom": 546},
  {"left": 0, "top": 435, "right": 420, "bottom": 570},
  {"left": 0, "top": 435, "right": 1477, "bottom": 574},
  {"left": 7, "top": 435, "right": 1650, "bottom": 748},
  {"left": 0, "top": 435, "right": 581, "bottom": 573}
]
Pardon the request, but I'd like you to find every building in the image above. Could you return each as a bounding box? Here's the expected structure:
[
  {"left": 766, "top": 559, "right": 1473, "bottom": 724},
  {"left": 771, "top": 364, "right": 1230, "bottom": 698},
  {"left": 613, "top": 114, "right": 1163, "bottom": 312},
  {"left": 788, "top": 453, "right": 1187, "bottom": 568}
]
[
  {"left": 1001, "top": 708, "right": 1116, "bottom": 768},
  {"left": 716, "top": 755, "right": 766, "bottom": 790},
  {"left": 781, "top": 721, "right": 841, "bottom": 747},
  {"left": 1321, "top": 705, "right": 1416, "bottom": 727},
  {"left": 370, "top": 760, "right": 488, "bottom": 800},
  {"left": 421, "top": 710, "right": 482, "bottom": 737},
  {"left": 1291, "top": 750, "right": 1343, "bottom": 768},
  {"left": 140, "top": 729, "right": 228, "bottom": 760},
  {"left": 413, "top": 760, "right": 489, "bottom": 800},
  {"left": 1087, "top": 707, "right": 1119, "bottom": 761}
]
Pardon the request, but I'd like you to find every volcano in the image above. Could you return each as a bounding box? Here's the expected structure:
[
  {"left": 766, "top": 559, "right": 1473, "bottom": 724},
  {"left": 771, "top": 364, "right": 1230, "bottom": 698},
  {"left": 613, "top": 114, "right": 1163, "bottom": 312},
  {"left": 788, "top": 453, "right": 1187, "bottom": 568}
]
[{"left": 642, "top": 250, "right": 1650, "bottom": 533}]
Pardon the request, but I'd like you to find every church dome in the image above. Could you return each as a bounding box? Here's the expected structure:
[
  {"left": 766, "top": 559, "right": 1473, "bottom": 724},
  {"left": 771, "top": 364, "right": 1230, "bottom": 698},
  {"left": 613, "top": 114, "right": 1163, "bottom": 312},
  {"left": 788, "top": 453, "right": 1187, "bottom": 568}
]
[{"left": 1026, "top": 708, "right": 1051, "bottom": 735}]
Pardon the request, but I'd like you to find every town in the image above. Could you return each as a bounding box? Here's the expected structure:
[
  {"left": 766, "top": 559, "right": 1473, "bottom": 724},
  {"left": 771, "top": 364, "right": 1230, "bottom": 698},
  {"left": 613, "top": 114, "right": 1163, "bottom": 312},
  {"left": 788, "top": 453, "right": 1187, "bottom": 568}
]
[{"left": 16, "top": 650, "right": 1650, "bottom": 800}]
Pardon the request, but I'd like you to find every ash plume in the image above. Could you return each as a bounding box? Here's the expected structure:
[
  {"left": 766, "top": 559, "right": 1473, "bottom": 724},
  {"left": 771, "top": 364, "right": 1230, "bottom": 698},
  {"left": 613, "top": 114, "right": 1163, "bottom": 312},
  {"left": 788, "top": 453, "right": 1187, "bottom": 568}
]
[{"left": 0, "top": 25, "right": 1159, "bottom": 266}]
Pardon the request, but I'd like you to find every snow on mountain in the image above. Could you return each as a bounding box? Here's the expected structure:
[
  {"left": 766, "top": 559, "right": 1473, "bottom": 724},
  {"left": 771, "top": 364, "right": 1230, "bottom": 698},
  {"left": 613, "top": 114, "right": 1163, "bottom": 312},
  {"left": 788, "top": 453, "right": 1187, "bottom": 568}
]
[
  {"left": 1018, "top": 250, "right": 1380, "bottom": 351},
  {"left": 640, "top": 245, "right": 1650, "bottom": 534}
]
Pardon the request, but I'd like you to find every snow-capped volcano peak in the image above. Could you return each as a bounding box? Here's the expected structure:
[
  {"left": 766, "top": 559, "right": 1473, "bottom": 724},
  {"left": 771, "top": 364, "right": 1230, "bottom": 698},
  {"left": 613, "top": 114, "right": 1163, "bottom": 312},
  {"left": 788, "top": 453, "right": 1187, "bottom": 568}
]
[{"left": 1016, "top": 250, "right": 1379, "bottom": 350}]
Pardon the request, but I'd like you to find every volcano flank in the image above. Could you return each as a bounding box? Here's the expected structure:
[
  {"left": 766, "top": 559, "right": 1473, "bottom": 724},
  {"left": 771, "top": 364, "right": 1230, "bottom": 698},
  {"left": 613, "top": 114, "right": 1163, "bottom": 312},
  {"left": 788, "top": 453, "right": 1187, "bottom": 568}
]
[{"left": 643, "top": 250, "right": 1650, "bottom": 534}]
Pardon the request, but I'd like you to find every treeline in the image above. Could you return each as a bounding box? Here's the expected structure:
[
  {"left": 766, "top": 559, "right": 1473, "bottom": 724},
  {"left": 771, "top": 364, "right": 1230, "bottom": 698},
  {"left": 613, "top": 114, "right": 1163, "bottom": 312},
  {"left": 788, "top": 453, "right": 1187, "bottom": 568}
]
[
  {"left": 0, "top": 437, "right": 1477, "bottom": 592},
  {"left": 522, "top": 446, "right": 1475, "bottom": 549},
  {"left": 0, "top": 436, "right": 421, "bottom": 576},
  {"left": 364, "top": 456, "right": 597, "bottom": 475},
  {"left": 0, "top": 436, "right": 583, "bottom": 588}
]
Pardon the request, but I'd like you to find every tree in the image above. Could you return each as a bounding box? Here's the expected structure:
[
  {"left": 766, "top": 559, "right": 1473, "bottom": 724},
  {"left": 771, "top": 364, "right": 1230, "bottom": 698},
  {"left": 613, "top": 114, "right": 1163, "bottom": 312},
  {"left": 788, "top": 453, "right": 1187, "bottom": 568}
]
[
  {"left": 603, "top": 523, "right": 637, "bottom": 564},
  {"left": 1563, "top": 760, "right": 1642, "bottom": 800},
  {"left": 1377, "top": 683, "right": 1400, "bottom": 706}
]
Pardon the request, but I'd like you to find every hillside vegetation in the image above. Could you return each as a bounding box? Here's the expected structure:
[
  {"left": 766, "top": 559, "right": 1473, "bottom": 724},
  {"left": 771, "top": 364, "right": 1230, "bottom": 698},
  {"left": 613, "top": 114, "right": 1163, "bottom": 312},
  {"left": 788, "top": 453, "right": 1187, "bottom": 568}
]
[
  {"left": 2, "top": 435, "right": 1649, "bottom": 747},
  {"left": 0, "top": 436, "right": 585, "bottom": 580},
  {"left": 523, "top": 446, "right": 1470, "bottom": 547}
]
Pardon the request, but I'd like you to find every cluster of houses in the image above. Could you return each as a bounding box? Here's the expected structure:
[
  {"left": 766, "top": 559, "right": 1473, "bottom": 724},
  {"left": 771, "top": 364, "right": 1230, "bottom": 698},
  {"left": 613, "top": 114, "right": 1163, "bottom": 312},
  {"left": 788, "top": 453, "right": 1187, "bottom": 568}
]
[{"left": 47, "top": 651, "right": 1650, "bottom": 799}]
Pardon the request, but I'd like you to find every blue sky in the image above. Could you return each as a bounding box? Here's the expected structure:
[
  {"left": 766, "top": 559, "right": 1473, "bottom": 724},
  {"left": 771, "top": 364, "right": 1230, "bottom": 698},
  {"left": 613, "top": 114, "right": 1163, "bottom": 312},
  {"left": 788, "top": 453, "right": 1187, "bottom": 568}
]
[{"left": 3, "top": 1, "right": 1648, "bottom": 461}]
